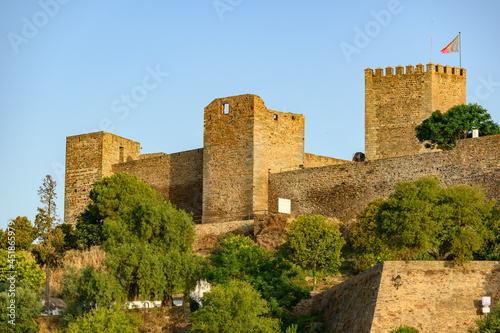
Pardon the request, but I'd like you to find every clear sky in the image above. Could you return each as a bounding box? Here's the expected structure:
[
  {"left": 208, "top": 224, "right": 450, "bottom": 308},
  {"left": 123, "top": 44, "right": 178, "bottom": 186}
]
[{"left": 1, "top": 0, "right": 500, "bottom": 231}]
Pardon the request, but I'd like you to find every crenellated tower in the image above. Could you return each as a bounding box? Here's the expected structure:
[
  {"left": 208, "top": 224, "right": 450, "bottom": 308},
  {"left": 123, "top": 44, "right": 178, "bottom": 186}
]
[{"left": 365, "top": 63, "right": 466, "bottom": 161}]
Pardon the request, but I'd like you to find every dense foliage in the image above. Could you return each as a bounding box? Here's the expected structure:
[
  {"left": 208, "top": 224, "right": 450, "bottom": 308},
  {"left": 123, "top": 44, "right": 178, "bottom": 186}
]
[
  {"left": 103, "top": 195, "right": 202, "bottom": 305},
  {"left": 60, "top": 175, "right": 202, "bottom": 321},
  {"left": 415, "top": 103, "right": 500, "bottom": 150},
  {"left": 281, "top": 215, "right": 345, "bottom": 274},
  {"left": 0, "top": 282, "right": 42, "bottom": 333},
  {"left": 350, "top": 176, "right": 498, "bottom": 271},
  {"left": 66, "top": 307, "right": 143, "bottom": 333},
  {"left": 0, "top": 250, "right": 45, "bottom": 290},
  {"left": 72, "top": 172, "right": 158, "bottom": 248},
  {"left": 191, "top": 280, "right": 281, "bottom": 333},
  {"left": 205, "top": 234, "right": 309, "bottom": 315},
  {"left": 0, "top": 216, "right": 37, "bottom": 251}
]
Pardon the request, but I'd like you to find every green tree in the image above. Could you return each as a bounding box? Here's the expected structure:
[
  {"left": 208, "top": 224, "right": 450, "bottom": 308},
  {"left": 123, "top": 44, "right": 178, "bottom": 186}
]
[
  {"left": 34, "top": 175, "right": 59, "bottom": 240},
  {"left": 281, "top": 215, "right": 345, "bottom": 287},
  {"left": 205, "top": 234, "right": 309, "bottom": 314},
  {"left": 415, "top": 103, "right": 500, "bottom": 150},
  {"left": 351, "top": 176, "right": 496, "bottom": 269},
  {"left": 0, "top": 282, "right": 43, "bottom": 333},
  {"left": 0, "top": 250, "right": 45, "bottom": 290},
  {"left": 73, "top": 172, "right": 158, "bottom": 248},
  {"left": 66, "top": 307, "right": 143, "bottom": 333},
  {"left": 103, "top": 195, "right": 201, "bottom": 306},
  {"left": 62, "top": 192, "right": 202, "bottom": 314},
  {"left": 31, "top": 175, "right": 65, "bottom": 312},
  {"left": 0, "top": 217, "right": 37, "bottom": 251},
  {"left": 191, "top": 280, "right": 281, "bottom": 333}
]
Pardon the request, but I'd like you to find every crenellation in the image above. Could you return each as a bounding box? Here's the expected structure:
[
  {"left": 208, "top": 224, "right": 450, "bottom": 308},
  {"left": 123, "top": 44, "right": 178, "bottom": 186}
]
[
  {"left": 62, "top": 62, "right": 500, "bottom": 332},
  {"left": 365, "top": 63, "right": 466, "bottom": 160},
  {"left": 65, "top": 63, "right": 472, "bottom": 230}
]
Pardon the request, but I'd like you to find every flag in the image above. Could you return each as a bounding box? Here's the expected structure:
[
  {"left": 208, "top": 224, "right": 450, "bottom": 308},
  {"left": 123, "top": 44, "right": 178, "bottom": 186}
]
[{"left": 441, "top": 34, "right": 460, "bottom": 54}]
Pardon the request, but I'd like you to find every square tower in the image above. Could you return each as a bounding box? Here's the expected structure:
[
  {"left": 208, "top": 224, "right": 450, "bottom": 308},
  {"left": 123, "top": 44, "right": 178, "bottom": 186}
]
[
  {"left": 64, "top": 132, "right": 140, "bottom": 225},
  {"left": 202, "top": 94, "right": 305, "bottom": 223},
  {"left": 365, "top": 63, "right": 466, "bottom": 160}
]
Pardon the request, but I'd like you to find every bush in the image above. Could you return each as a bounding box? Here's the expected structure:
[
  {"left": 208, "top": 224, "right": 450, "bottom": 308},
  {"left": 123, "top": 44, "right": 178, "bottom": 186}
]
[
  {"left": 390, "top": 325, "right": 419, "bottom": 333},
  {"left": 0, "top": 250, "right": 45, "bottom": 290},
  {"left": 281, "top": 215, "right": 345, "bottom": 274},
  {"left": 66, "top": 307, "right": 143, "bottom": 333},
  {"left": 469, "top": 304, "right": 500, "bottom": 332},
  {"left": 191, "top": 280, "right": 281, "bottom": 333},
  {"left": 0, "top": 283, "right": 42, "bottom": 333},
  {"left": 206, "top": 234, "right": 309, "bottom": 314}
]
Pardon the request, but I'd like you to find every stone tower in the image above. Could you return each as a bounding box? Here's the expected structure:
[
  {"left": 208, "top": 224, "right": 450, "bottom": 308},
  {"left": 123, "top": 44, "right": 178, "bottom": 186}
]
[
  {"left": 64, "top": 132, "right": 140, "bottom": 225},
  {"left": 202, "top": 94, "right": 305, "bottom": 223},
  {"left": 365, "top": 63, "right": 466, "bottom": 161}
]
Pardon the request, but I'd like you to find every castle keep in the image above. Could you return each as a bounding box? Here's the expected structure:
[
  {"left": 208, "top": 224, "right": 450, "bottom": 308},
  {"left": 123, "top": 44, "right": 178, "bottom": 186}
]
[
  {"left": 365, "top": 63, "right": 466, "bottom": 160},
  {"left": 65, "top": 63, "right": 500, "bottom": 227}
]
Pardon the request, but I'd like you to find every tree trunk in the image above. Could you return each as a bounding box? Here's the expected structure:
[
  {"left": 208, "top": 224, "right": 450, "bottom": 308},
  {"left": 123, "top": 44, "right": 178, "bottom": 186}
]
[
  {"left": 44, "top": 264, "right": 50, "bottom": 313},
  {"left": 313, "top": 261, "right": 317, "bottom": 291}
]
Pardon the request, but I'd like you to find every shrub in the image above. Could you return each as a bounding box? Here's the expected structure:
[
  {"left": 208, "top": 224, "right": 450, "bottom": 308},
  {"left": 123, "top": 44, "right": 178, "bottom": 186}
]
[
  {"left": 390, "top": 325, "right": 419, "bottom": 333},
  {"left": 0, "top": 283, "right": 42, "bottom": 333},
  {"left": 66, "top": 307, "right": 143, "bottom": 333}
]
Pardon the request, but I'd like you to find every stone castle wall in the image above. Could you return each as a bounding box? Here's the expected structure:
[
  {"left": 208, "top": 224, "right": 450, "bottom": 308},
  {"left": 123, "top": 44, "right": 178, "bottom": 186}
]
[
  {"left": 304, "top": 153, "right": 351, "bottom": 168},
  {"left": 202, "top": 95, "right": 257, "bottom": 223},
  {"left": 112, "top": 149, "right": 203, "bottom": 219},
  {"left": 64, "top": 132, "right": 140, "bottom": 225},
  {"left": 365, "top": 63, "right": 466, "bottom": 161},
  {"left": 315, "top": 261, "right": 500, "bottom": 332},
  {"left": 269, "top": 134, "right": 500, "bottom": 221},
  {"left": 317, "top": 263, "right": 383, "bottom": 332},
  {"left": 202, "top": 94, "right": 306, "bottom": 223},
  {"left": 372, "top": 261, "right": 500, "bottom": 332},
  {"left": 252, "top": 102, "right": 305, "bottom": 215}
]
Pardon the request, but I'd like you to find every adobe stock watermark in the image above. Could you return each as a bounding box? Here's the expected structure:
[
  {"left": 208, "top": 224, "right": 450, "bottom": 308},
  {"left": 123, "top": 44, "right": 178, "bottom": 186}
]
[
  {"left": 213, "top": 0, "right": 243, "bottom": 21},
  {"left": 5, "top": 220, "right": 17, "bottom": 326},
  {"left": 7, "top": 0, "right": 72, "bottom": 54},
  {"left": 82, "top": 64, "right": 169, "bottom": 134},
  {"left": 339, "top": 0, "right": 403, "bottom": 63},
  {"left": 467, "top": 74, "right": 500, "bottom": 104}
]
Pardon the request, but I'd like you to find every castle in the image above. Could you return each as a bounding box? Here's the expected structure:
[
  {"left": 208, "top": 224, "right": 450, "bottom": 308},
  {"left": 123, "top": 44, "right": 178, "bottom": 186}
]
[{"left": 64, "top": 63, "right": 500, "bottom": 227}]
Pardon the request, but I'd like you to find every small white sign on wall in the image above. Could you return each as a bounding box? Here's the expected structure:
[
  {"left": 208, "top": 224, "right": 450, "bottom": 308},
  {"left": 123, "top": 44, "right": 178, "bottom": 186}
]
[{"left": 278, "top": 198, "right": 291, "bottom": 214}]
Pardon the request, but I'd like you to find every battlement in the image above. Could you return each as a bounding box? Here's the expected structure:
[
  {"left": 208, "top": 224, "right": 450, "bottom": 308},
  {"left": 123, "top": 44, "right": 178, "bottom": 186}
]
[
  {"left": 365, "top": 63, "right": 466, "bottom": 161},
  {"left": 365, "top": 63, "right": 466, "bottom": 78}
]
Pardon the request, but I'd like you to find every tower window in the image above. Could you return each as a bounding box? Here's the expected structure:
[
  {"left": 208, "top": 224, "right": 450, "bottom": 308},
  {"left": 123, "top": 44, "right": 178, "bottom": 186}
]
[
  {"left": 273, "top": 114, "right": 278, "bottom": 121},
  {"left": 222, "top": 103, "right": 229, "bottom": 115}
]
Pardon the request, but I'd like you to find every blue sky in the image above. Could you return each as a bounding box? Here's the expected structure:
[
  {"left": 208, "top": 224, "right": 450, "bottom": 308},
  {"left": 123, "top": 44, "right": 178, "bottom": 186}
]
[{"left": 1, "top": 0, "right": 500, "bottom": 231}]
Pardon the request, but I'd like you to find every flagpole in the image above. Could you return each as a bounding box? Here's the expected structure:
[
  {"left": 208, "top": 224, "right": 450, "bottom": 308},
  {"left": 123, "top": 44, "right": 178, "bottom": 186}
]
[
  {"left": 459, "top": 32, "right": 461, "bottom": 68},
  {"left": 430, "top": 21, "right": 433, "bottom": 63}
]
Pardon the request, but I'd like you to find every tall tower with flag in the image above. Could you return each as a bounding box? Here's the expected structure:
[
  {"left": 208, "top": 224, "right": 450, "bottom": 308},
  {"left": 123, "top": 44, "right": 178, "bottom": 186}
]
[{"left": 365, "top": 62, "right": 466, "bottom": 161}]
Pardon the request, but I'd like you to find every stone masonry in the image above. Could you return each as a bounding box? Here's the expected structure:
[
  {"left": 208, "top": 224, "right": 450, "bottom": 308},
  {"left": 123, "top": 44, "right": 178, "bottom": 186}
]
[
  {"left": 64, "top": 64, "right": 486, "bottom": 228},
  {"left": 65, "top": 94, "right": 320, "bottom": 225},
  {"left": 365, "top": 63, "right": 466, "bottom": 161},
  {"left": 315, "top": 261, "right": 500, "bottom": 332}
]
